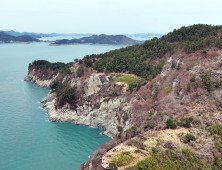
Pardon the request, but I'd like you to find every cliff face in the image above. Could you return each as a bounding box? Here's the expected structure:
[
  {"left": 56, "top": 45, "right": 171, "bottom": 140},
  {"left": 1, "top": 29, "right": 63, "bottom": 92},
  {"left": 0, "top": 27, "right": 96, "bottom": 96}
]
[
  {"left": 25, "top": 66, "right": 134, "bottom": 138},
  {"left": 24, "top": 69, "right": 58, "bottom": 88}
]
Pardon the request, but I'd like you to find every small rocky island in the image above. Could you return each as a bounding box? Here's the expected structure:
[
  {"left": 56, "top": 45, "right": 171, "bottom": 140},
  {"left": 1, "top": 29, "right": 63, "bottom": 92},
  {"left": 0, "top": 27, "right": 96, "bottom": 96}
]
[
  {"left": 0, "top": 31, "right": 40, "bottom": 43},
  {"left": 50, "top": 34, "right": 143, "bottom": 46}
]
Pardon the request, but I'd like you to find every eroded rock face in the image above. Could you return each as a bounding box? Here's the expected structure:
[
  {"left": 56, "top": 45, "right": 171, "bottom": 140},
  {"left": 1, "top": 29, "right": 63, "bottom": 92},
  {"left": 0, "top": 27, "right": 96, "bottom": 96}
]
[
  {"left": 86, "top": 74, "right": 103, "bottom": 96},
  {"left": 42, "top": 90, "right": 128, "bottom": 138},
  {"left": 25, "top": 68, "right": 132, "bottom": 138},
  {"left": 24, "top": 69, "right": 58, "bottom": 88}
]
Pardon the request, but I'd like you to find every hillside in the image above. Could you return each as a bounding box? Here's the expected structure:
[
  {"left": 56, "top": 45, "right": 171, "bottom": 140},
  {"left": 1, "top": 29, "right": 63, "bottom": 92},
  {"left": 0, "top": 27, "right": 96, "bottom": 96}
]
[
  {"left": 24, "top": 24, "right": 222, "bottom": 170},
  {"left": 50, "top": 34, "right": 143, "bottom": 45},
  {"left": 0, "top": 32, "right": 40, "bottom": 43}
]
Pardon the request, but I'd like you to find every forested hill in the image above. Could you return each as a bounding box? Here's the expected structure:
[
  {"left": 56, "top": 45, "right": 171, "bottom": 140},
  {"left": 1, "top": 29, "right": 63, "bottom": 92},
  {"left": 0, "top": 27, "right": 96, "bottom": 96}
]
[
  {"left": 50, "top": 34, "right": 143, "bottom": 45},
  {"left": 84, "top": 24, "right": 222, "bottom": 77},
  {"left": 0, "top": 32, "right": 40, "bottom": 42}
]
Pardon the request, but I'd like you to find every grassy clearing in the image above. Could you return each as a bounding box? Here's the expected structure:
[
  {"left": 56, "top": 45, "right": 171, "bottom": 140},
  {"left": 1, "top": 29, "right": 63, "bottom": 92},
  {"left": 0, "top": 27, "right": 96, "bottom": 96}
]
[{"left": 117, "top": 75, "right": 145, "bottom": 92}]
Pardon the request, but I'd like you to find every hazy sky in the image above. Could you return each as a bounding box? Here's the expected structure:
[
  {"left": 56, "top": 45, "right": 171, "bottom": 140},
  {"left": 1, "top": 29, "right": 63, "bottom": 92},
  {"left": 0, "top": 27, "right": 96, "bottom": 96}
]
[{"left": 1, "top": 0, "right": 222, "bottom": 34}]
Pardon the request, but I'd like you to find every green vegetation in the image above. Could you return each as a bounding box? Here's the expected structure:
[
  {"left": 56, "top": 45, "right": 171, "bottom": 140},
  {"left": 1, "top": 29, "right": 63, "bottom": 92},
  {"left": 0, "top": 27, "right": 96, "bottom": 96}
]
[
  {"left": 190, "top": 74, "right": 196, "bottom": 82},
  {"left": 29, "top": 60, "right": 73, "bottom": 75},
  {"left": 215, "top": 141, "right": 222, "bottom": 153},
  {"left": 208, "top": 125, "right": 222, "bottom": 136},
  {"left": 76, "top": 66, "right": 84, "bottom": 77},
  {"left": 165, "top": 86, "right": 171, "bottom": 93},
  {"left": 176, "top": 65, "right": 181, "bottom": 70},
  {"left": 112, "top": 152, "right": 135, "bottom": 167},
  {"left": 187, "top": 82, "right": 191, "bottom": 92},
  {"left": 177, "top": 117, "right": 191, "bottom": 128},
  {"left": 59, "top": 87, "right": 77, "bottom": 107},
  {"left": 84, "top": 58, "right": 92, "bottom": 67},
  {"left": 157, "top": 112, "right": 163, "bottom": 117},
  {"left": 202, "top": 72, "right": 214, "bottom": 92},
  {"left": 184, "top": 134, "right": 195, "bottom": 143},
  {"left": 117, "top": 75, "right": 145, "bottom": 92},
  {"left": 50, "top": 78, "right": 59, "bottom": 89},
  {"left": 127, "top": 149, "right": 211, "bottom": 170},
  {"left": 166, "top": 119, "right": 177, "bottom": 129},
  {"left": 83, "top": 24, "right": 222, "bottom": 79}
]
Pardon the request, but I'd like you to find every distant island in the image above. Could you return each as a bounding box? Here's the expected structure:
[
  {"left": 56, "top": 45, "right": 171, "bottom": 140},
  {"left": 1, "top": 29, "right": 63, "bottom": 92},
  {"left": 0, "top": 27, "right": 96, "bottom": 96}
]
[
  {"left": 50, "top": 34, "right": 144, "bottom": 46},
  {"left": 0, "top": 30, "right": 94, "bottom": 38},
  {"left": 0, "top": 32, "right": 40, "bottom": 43}
]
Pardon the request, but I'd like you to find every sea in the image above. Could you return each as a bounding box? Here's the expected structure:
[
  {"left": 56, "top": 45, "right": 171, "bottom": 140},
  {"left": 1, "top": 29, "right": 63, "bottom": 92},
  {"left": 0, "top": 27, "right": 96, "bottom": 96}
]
[{"left": 0, "top": 36, "right": 151, "bottom": 170}]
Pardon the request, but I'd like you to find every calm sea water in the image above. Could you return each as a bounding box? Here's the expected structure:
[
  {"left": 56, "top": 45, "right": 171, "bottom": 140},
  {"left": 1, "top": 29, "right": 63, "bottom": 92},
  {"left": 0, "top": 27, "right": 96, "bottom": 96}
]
[{"left": 0, "top": 42, "right": 125, "bottom": 170}]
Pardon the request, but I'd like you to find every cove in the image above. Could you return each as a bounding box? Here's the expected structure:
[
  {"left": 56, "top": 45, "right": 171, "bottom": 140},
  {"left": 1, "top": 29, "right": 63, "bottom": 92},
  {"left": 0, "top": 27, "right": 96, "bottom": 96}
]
[{"left": 0, "top": 42, "right": 124, "bottom": 169}]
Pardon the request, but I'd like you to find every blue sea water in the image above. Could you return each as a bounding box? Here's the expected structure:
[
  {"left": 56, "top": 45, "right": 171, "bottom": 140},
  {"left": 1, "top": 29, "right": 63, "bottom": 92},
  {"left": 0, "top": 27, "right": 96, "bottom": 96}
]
[{"left": 0, "top": 42, "right": 125, "bottom": 170}]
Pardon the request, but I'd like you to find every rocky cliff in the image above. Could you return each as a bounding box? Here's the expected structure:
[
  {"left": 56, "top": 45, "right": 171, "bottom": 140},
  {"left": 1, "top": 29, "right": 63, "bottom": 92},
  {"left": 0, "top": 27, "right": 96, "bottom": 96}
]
[{"left": 25, "top": 66, "right": 134, "bottom": 138}]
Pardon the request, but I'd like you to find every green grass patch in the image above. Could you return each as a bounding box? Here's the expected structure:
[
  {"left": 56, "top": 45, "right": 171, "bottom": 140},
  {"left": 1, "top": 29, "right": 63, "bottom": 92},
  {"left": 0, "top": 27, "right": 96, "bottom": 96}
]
[
  {"left": 112, "top": 152, "right": 135, "bottom": 167},
  {"left": 118, "top": 75, "right": 145, "bottom": 92}
]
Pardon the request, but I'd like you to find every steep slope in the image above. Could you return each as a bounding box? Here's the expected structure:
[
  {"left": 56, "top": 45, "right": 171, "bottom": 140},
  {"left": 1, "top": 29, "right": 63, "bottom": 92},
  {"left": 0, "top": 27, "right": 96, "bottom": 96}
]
[
  {"left": 50, "top": 34, "right": 143, "bottom": 45},
  {"left": 25, "top": 24, "right": 222, "bottom": 169}
]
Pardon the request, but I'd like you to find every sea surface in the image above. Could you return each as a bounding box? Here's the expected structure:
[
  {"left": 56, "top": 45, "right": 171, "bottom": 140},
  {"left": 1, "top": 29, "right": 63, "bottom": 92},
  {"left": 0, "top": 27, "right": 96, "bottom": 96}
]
[{"left": 0, "top": 42, "right": 125, "bottom": 170}]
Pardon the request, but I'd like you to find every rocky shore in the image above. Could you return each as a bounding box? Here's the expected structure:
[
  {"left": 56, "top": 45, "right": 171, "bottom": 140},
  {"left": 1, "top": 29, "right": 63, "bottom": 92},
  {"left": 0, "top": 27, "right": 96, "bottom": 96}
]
[{"left": 24, "top": 68, "right": 133, "bottom": 138}]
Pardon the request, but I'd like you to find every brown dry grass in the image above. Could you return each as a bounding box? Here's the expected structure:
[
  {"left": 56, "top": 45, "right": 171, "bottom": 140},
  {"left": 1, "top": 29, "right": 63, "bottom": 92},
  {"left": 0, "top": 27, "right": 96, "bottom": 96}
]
[
  {"left": 116, "top": 82, "right": 128, "bottom": 92},
  {"left": 208, "top": 51, "right": 219, "bottom": 57}
]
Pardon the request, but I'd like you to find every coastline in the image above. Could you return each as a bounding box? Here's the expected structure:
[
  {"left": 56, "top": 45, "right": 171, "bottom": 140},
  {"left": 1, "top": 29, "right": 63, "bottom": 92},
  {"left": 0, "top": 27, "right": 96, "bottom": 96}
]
[
  {"left": 24, "top": 69, "right": 133, "bottom": 139},
  {"left": 49, "top": 42, "right": 129, "bottom": 46}
]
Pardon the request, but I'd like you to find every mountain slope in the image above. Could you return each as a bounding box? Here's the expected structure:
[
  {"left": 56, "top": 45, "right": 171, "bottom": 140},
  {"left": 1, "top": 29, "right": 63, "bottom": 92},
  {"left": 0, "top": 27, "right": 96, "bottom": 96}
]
[{"left": 24, "top": 24, "right": 222, "bottom": 170}]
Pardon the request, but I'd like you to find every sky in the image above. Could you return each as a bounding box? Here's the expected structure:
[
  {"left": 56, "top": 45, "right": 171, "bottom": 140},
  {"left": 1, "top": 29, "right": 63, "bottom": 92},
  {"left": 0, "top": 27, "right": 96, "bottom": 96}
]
[{"left": 1, "top": 0, "right": 222, "bottom": 34}]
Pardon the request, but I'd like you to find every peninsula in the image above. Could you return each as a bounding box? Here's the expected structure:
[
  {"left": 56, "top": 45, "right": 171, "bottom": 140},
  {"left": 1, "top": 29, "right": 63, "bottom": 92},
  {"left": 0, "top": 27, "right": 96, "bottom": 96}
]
[
  {"left": 25, "top": 24, "right": 222, "bottom": 170},
  {"left": 50, "top": 34, "right": 143, "bottom": 46}
]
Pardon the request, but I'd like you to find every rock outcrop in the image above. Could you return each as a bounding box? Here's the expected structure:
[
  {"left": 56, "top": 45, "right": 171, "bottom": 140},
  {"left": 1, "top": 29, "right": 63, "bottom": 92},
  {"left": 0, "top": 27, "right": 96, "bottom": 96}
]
[
  {"left": 25, "top": 69, "right": 133, "bottom": 138},
  {"left": 24, "top": 69, "right": 58, "bottom": 88}
]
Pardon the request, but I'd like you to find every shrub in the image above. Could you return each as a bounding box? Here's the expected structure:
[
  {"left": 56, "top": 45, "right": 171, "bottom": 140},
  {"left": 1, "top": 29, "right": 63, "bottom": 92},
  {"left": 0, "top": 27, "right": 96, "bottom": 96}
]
[
  {"left": 157, "top": 112, "right": 163, "bottom": 117},
  {"left": 74, "top": 58, "right": 79, "bottom": 63},
  {"left": 201, "top": 48, "right": 207, "bottom": 54},
  {"left": 131, "top": 149, "right": 209, "bottom": 170},
  {"left": 76, "top": 66, "right": 84, "bottom": 77},
  {"left": 117, "top": 134, "right": 121, "bottom": 139},
  {"left": 184, "top": 134, "right": 195, "bottom": 143},
  {"left": 176, "top": 65, "right": 181, "bottom": 70},
  {"left": 171, "top": 62, "right": 176, "bottom": 69},
  {"left": 166, "top": 119, "right": 177, "bottom": 129},
  {"left": 152, "top": 147, "right": 158, "bottom": 153},
  {"left": 50, "top": 78, "right": 59, "bottom": 89},
  {"left": 190, "top": 74, "right": 196, "bottom": 82},
  {"left": 112, "top": 152, "right": 134, "bottom": 167},
  {"left": 208, "top": 125, "right": 222, "bottom": 136},
  {"left": 135, "top": 149, "right": 142, "bottom": 153},
  {"left": 79, "top": 60, "right": 83, "bottom": 64},
  {"left": 215, "top": 141, "right": 222, "bottom": 153},
  {"left": 59, "top": 87, "right": 76, "bottom": 107},
  {"left": 165, "top": 86, "right": 171, "bottom": 93},
  {"left": 109, "top": 162, "right": 117, "bottom": 170},
  {"left": 84, "top": 58, "right": 93, "bottom": 67},
  {"left": 187, "top": 82, "right": 191, "bottom": 92},
  {"left": 202, "top": 72, "right": 214, "bottom": 92},
  {"left": 216, "top": 79, "right": 222, "bottom": 89},
  {"left": 178, "top": 117, "right": 191, "bottom": 127}
]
